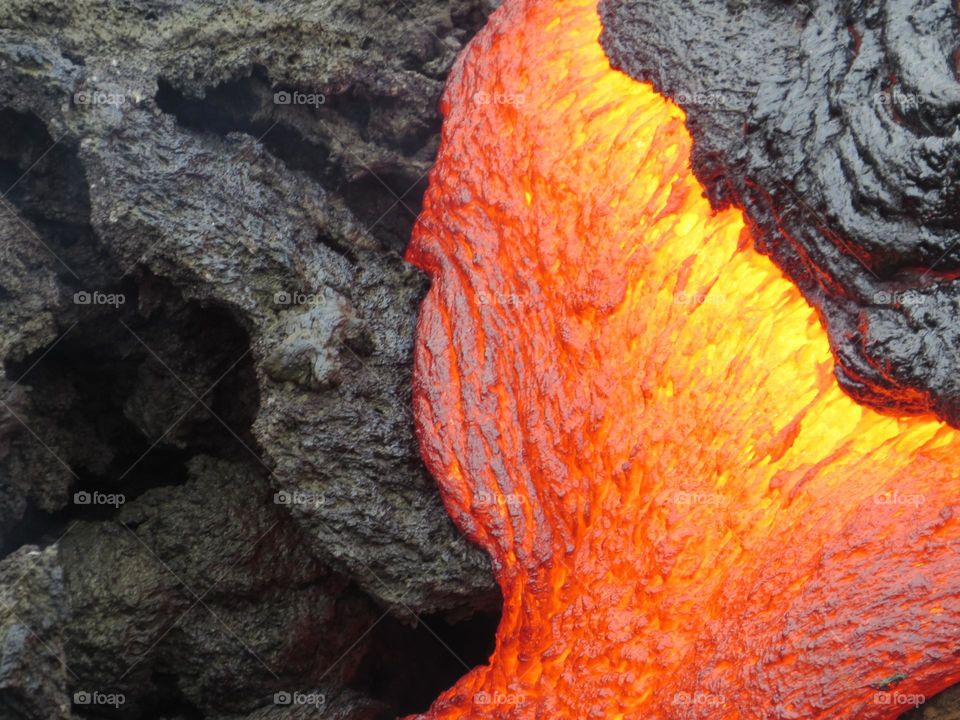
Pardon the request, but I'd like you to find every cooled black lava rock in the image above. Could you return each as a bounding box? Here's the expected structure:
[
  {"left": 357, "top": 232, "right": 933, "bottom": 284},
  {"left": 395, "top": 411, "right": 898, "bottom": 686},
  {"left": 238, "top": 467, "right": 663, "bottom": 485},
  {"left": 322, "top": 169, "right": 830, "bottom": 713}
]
[
  {"left": 0, "top": 1, "right": 502, "bottom": 718},
  {"left": 0, "top": 0, "right": 499, "bottom": 615},
  {"left": 600, "top": 0, "right": 960, "bottom": 425}
]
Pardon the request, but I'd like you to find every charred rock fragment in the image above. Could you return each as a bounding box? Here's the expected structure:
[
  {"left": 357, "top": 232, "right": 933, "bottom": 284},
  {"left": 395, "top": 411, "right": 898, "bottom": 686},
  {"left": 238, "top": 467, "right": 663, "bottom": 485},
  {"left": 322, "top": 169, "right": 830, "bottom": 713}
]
[{"left": 600, "top": 0, "right": 960, "bottom": 425}]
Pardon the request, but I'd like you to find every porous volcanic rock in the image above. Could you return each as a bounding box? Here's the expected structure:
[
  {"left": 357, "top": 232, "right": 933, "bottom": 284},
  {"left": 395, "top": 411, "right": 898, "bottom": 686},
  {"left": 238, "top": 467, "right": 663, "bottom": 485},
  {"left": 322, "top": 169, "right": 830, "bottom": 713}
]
[
  {"left": 59, "top": 456, "right": 382, "bottom": 717},
  {"left": 0, "top": 0, "right": 498, "bottom": 613},
  {"left": 0, "top": 545, "right": 71, "bottom": 720},
  {"left": 0, "top": 1, "right": 500, "bottom": 718}
]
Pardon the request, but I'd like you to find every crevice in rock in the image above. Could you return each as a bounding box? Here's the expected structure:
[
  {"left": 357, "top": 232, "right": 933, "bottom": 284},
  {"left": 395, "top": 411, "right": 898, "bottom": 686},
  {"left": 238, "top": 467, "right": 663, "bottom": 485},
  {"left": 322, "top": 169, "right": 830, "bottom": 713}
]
[
  {"left": 901, "top": 683, "right": 960, "bottom": 718},
  {"left": 316, "top": 229, "right": 359, "bottom": 265},
  {"left": 0, "top": 269, "right": 261, "bottom": 557},
  {"left": 136, "top": 672, "right": 205, "bottom": 720},
  {"left": 452, "top": 2, "right": 499, "bottom": 41},
  {"left": 70, "top": 671, "right": 206, "bottom": 720},
  {"left": 0, "top": 109, "right": 259, "bottom": 555},
  {"left": 342, "top": 171, "right": 427, "bottom": 255},
  {"left": 0, "top": 501, "right": 74, "bottom": 558},
  {"left": 153, "top": 71, "right": 430, "bottom": 254},
  {"left": 0, "top": 109, "right": 105, "bottom": 281},
  {"left": 154, "top": 71, "right": 342, "bottom": 183},
  {"left": 353, "top": 607, "right": 502, "bottom": 716}
]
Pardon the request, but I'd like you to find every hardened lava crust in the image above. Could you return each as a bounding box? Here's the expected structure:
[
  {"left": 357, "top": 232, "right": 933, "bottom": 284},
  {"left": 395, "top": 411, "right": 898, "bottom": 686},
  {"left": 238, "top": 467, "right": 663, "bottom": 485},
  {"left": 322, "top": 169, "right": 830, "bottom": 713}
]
[{"left": 600, "top": 0, "right": 960, "bottom": 426}]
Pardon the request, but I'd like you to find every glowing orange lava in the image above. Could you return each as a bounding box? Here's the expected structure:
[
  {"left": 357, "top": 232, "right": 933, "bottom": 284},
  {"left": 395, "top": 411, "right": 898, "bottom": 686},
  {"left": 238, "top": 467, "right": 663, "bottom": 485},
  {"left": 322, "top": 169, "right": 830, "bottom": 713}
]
[{"left": 405, "top": 1, "right": 960, "bottom": 717}]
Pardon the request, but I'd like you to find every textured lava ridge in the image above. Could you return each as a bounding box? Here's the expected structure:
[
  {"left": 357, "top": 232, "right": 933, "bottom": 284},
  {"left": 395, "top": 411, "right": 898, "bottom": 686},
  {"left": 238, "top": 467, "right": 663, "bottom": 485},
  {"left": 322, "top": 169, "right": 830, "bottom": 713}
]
[
  {"left": 600, "top": 0, "right": 960, "bottom": 427},
  {"left": 407, "top": 0, "right": 960, "bottom": 718}
]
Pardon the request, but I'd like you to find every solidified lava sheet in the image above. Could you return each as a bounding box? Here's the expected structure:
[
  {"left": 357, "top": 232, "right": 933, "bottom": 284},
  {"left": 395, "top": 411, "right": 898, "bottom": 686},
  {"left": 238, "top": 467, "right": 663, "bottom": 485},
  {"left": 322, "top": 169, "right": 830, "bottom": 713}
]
[
  {"left": 407, "top": 0, "right": 960, "bottom": 718},
  {"left": 600, "top": 0, "right": 960, "bottom": 427}
]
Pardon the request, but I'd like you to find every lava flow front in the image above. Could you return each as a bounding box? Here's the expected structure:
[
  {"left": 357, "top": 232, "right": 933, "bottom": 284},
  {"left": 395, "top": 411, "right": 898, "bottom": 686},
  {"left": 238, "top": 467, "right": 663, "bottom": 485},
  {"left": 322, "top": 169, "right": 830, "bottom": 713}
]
[{"left": 405, "top": 1, "right": 960, "bottom": 718}]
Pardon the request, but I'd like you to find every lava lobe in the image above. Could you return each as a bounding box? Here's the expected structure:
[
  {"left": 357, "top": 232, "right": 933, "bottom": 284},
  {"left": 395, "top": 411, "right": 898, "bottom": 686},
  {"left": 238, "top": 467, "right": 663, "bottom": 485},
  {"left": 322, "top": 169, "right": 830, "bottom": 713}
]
[
  {"left": 599, "top": 0, "right": 960, "bottom": 426},
  {"left": 406, "top": 0, "right": 960, "bottom": 716}
]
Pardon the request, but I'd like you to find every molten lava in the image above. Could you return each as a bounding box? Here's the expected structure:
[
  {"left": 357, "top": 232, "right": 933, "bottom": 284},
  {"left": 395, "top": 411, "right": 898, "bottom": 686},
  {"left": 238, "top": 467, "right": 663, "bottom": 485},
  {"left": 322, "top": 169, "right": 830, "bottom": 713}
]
[{"left": 406, "top": 1, "right": 960, "bottom": 718}]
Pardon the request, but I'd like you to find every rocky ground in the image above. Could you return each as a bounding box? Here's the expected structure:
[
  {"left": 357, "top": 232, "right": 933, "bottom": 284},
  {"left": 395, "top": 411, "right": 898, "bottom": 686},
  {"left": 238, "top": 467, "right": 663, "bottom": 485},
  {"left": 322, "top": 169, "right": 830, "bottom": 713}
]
[{"left": 0, "top": 1, "right": 501, "bottom": 718}]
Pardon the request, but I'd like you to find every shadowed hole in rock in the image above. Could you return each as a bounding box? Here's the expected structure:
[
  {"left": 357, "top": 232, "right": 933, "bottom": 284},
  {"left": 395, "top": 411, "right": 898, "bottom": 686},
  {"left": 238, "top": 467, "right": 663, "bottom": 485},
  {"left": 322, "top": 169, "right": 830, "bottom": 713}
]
[
  {"left": 900, "top": 682, "right": 960, "bottom": 718},
  {"left": 351, "top": 609, "right": 501, "bottom": 717},
  {"left": 1, "top": 276, "right": 260, "bottom": 530},
  {"left": 0, "top": 109, "right": 93, "bottom": 268},
  {"left": 154, "top": 71, "right": 339, "bottom": 182},
  {"left": 105, "top": 672, "right": 205, "bottom": 720},
  {"left": 341, "top": 170, "right": 429, "bottom": 255}
]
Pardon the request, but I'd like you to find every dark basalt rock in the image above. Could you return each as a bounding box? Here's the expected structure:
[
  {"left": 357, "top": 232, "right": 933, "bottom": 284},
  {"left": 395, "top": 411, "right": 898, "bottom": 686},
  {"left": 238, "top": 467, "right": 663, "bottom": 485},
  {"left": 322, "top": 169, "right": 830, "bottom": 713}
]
[
  {"left": 0, "top": 546, "right": 70, "bottom": 720},
  {"left": 0, "top": 0, "right": 499, "bottom": 614},
  {"left": 600, "top": 0, "right": 960, "bottom": 426},
  {"left": 0, "top": 1, "right": 501, "bottom": 718},
  {"left": 59, "top": 456, "right": 380, "bottom": 716}
]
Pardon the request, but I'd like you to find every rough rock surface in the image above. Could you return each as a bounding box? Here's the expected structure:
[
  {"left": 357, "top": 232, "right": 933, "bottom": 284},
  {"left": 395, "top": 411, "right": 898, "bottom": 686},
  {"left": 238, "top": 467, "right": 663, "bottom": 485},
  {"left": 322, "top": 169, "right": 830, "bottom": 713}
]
[
  {"left": 600, "top": 0, "right": 960, "bottom": 426},
  {"left": 60, "top": 456, "right": 385, "bottom": 717},
  {"left": 219, "top": 688, "right": 388, "bottom": 720},
  {"left": 0, "top": 546, "right": 71, "bottom": 720},
  {"left": 0, "top": 0, "right": 499, "bottom": 608},
  {"left": 0, "top": 0, "right": 500, "bottom": 718}
]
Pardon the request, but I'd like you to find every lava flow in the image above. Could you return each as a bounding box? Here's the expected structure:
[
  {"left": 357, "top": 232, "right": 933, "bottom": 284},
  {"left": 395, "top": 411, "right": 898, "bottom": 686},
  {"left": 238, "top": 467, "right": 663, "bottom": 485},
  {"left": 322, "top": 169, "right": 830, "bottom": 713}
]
[{"left": 405, "top": 1, "right": 960, "bottom": 718}]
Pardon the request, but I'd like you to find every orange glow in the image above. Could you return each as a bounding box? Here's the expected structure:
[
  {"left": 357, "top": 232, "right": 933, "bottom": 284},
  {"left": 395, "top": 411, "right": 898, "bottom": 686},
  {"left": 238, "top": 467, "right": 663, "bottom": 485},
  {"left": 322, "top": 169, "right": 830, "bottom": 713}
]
[{"left": 406, "top": 1, "right": 960, "bottom": 718}]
